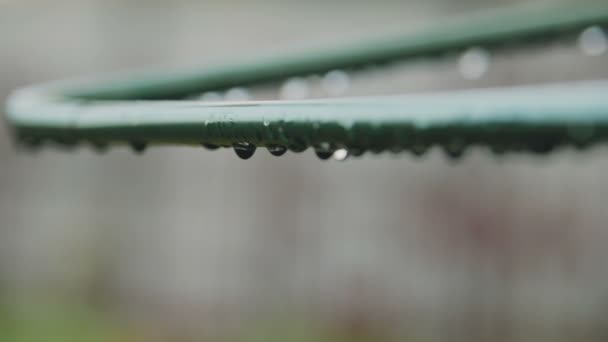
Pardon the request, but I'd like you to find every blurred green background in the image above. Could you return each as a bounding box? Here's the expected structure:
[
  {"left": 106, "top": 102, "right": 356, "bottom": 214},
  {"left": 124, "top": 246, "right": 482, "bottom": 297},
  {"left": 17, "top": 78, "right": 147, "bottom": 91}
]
[{"left": 1, "top": 0, "right": 608, "bottom": 341}]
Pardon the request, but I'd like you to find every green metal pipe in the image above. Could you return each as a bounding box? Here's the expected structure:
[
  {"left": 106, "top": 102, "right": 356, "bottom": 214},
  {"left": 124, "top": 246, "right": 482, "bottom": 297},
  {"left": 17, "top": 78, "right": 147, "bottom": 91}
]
[{"left": 5, "top": 1, "right": 608, "bottom": 159}]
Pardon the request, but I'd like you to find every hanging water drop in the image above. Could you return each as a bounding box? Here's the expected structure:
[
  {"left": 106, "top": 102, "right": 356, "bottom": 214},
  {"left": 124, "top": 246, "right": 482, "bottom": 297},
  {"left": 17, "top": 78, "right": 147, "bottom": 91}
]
[
  {"left": 528, "top": 141, "right": 554, "bottom": 154},
  {"left": 200, "top": 91, "right": 223, "bottom": 102},
  {"left": 22, "top": 137, "right": 42, "bottom": 150},
  {"left": 578, "top": 26, "right": 607, "bottom": 56},
  {"left": 321, "top": 70, "right": 350, "bottom": 96},
  {"left": 267, "top": 145, "right": 287, "bottom": 156},
  {"left": 280, "top": 77, "right": 310, "bottom": 100},
  {"left": 315, "top": 150, "right": 333, "bottom": 160},
  {"left": 489, "top": 143, "right": 507, "bottom": 155},
  {"left": 458, "top": 47, "right": 490, "bottom": 80},
  {"left": 333, "top": 148, "right": 349, "bottom": 161},
  {"left": 225, "top": 87, "right": 251, "bottom": 101},
  {"left": 130, "top": 141, "right": 147, "bottom": 154},
  {"left": 443, "top": 138, "right": 466, "bottom": 159},
  {"left": 314, "top": 143, "right": 334, "bottom": 160},
  {"left": 288, "top": 140, "right": 308, "bottom": 153},
  {"left": 410, "top": 143, "right": 427, "bottom": 157},
  {"left": 568, "top": 123, "right": 595, "bottom": 148},
  {"left": 201, "top": 143, "right": 220, "bottom": 150},
  {"left": 233, "top": 142, "right": 256, "bottom": 159},
  {"left": 349, "top": 147, "right": 365, "bottom": 157},
  {"left": 91, "top": 142, "right": 108, "bottom": 153},
  {"left": 54, "top": 138, "right": 77, "bottom": 149}
]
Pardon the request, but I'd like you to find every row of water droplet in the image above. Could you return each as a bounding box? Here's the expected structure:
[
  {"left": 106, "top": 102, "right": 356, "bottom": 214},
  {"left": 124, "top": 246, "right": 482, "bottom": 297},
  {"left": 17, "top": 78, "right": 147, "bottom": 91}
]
[
  {"left": 18, "top": 120, "right": 602, "bottom": 161},
  {"left": 194, "top": 26, "right": 607, "bottom": 103},
  {"left": 197, "top": 69, "right": 352, "bottom": 103},
  {"left": 205, "top": 142, "right": 350, "bottom": 161},
  {"left": 135, "top": 135, "right": 600, "bottom": 160},
  {"left": 203, "top": 142, "right": 465, "bottom": 161}
]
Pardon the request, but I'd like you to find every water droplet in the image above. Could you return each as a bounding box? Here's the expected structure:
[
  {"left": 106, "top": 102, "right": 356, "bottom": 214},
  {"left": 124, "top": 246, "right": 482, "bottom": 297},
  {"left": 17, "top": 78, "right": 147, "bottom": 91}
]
[
  {"left": 443, "top": 138, "right": 466, "bottom": 159},
  {"left": 280, "top": 77, "right": 310, "bottom": 100},
  {"left": 288, "top": 140, "right": 308, "bottom": 153},
  {"left": 201, "top": 143, "right": 220, "bottom": 150},
  {"left": 528, "top": 141, "right": 554, "bottom": 154},
  {"left": 54, "top": 138, "right": 77, "bottom": 149},
  {"left": 315, "top": 150, "right": 333, "bottom": 160},
  {"left": 130, "top": 141, "right": 147, "bottom": 154},
  {"left": 263, "top": 120, "right": 270, "bottom": 127},
  {"left": 225, "top": 87, "right": 251, "bottom": 101},
  {"left": 389, "top": 146, "right": 402, "bottom": 154},
  {"left": 510, "top": 142, "right": 525, "bottom": 153},
  {"left": 333, "top": 148, "right": 349, "bottom": 161},
  {"left": 349, "top": 147, "right": 365, "bottom": 157},
  {"left": 91, "top": 142, "right": 108, "bottom": 153},
  {"left": 410, "top": 143, "right": 427, "bottom": 157},
  {"left": 321, "top": 70, "right": 350, "bottom": 96},
  {"left": 489, "top": 143, "right": 507, "bottom": 155},
  {"left": 568, "top": 123, "right": 595, "bottom": 147},
  {"left": 267, "top": 145, "right": 287, "bottom": 156},
  {"left": 458, "top": 47, "right": 490, "bottom": 80},
  {"left": 578, "top": 26, "right": 607, "bottom": 56},
  {"left": 314, "top": 143, "right": 334, "bottom": 160},
  {"left": 200, "top": 91, "right": 223, "bottom": 102},
  {"left": 22, "top": 137, "right": 42, "bottom": 150},
  {"left": 233, "top": 142, "right": 256, "bottom": 159}
]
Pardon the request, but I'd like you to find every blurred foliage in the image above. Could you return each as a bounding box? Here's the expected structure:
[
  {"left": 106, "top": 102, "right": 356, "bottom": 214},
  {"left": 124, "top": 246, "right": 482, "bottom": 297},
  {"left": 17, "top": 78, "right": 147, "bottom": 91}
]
[{"left": 0, "top": 302, "right": 130, "bottom": 342}]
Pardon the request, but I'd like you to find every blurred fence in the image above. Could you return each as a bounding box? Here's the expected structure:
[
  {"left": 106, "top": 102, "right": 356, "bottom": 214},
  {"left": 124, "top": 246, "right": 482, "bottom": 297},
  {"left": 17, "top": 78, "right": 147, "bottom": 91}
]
[{"left": 1, "top": 0, "right": 608, "bottom": 341}]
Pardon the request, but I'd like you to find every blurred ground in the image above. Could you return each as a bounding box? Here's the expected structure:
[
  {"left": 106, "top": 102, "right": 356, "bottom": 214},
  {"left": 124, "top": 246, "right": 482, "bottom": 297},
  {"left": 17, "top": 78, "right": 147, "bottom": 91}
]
[{"left": 1, "top": 0, "right": 608, "bottom": 341}]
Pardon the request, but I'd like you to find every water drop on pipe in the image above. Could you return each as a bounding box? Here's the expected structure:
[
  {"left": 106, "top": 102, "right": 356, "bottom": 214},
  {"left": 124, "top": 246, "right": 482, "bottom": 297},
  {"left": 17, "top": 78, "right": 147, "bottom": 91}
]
[
  {"left": 225, "top": 87, "right": 251, "bottom": 101},
  {"left": 91, "top": 142, "right": 108, "bottom": 153},
  {"left": 578, "top": 26, "right": 608, "bottom": 56},
  {"left": 333, "top": 148, "right": 349, "bottom": 161},
  {"left": 567, "top": 123, "right": 595, "bottom": 148},
  {"left": 443, "top": 139, "right": 466, "bottom": 159},
  {"left": 410, "top": 143, "right": 427, "bottom": 157},
  {"left": 23, "top": 137, "right": 42, "bottom": 151},
  {"left": 321, "top": 70, "right": 350, "bottom": 96},
  {"left": 314, "top": 143, "right": 334, "bottom": 160},
  {"left": 349, "top": 147, "right": 365, "bottom": 157},
  {"left": 200, "top": 91, "right": 223, "bottom": 102},
  {"left": 315, "top": 150, "right": 333, "bottom": 160},
  {"left": 458, "top": 47, "right": 490, "bottom": 80},
  {"left": 233, "top": 142, "right": 256, "bottom": 159},
  {"left": 280, "top": 77, "right": 310, "bottom": 100},
  {"left": 268, "top": 145, "right": 287, "bottom": 156},
  {"left": 288, "top": 141, "right": 308, "bottom": 153},
  {"left": 201, "top": 143, "right": 220, "bottom": 150},
  {"left": 130, "top": 141, "right": 147, "bottom": 154}
]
